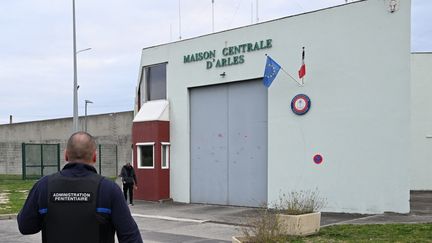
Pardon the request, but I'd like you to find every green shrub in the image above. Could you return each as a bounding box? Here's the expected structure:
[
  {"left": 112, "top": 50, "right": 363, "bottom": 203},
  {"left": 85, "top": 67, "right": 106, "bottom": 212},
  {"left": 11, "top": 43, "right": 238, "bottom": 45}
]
[
  {"left": 240, "top": 207, "right": 281, "bottom": 242},
  {"left": 240, "top": 189, "right": 326, "bottom": 242},
  {"left": 274, "top": 189, "right": 326, "bottom": 215}
]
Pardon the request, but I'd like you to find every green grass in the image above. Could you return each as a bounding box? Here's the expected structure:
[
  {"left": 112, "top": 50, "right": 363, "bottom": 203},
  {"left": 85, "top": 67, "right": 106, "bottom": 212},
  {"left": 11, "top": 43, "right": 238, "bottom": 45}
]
[
  {"left": 274, "top": 224, "right": 432, "bottom": 242},
  {"left": 0, "top": 174, "right": 36, "bottom": 214}
]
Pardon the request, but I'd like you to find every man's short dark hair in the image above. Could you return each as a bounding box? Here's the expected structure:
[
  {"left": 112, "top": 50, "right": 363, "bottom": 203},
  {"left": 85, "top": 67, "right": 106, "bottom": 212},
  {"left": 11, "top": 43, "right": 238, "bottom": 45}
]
[{"left": 66, "top": 132, "right": 97, "bottom": 162}]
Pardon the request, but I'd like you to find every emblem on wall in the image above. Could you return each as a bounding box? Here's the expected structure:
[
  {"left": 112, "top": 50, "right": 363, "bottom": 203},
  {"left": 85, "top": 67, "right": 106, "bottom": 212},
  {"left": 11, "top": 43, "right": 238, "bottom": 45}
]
[
  {"left": 291, "top": 94, "right": 311, "bottom": 115},
  {"left": 313, "top": 154, "right": 323, "bottom": 165}
]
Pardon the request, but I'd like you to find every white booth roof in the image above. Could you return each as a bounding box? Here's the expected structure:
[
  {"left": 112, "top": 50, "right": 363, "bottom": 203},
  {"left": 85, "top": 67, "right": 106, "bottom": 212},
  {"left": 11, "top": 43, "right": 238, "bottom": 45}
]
[{"left": 133, "top": 100, "right": 169, "bottom": 122}]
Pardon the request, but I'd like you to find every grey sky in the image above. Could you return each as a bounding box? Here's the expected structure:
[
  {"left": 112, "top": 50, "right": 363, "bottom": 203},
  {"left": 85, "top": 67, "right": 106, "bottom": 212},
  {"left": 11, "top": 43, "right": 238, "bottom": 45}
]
[{"left": 0, "top": 0, "right": 430, "bottom": 124}]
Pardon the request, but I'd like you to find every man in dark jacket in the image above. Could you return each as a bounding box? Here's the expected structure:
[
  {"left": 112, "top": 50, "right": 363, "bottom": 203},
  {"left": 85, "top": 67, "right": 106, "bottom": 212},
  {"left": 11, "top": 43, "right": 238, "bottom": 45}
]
[
  {"left": 120, "top": 162, "right": 138, "bottom": 205},
  {"left": 17, "top": 132, "right": 143, "bottom": 243}
]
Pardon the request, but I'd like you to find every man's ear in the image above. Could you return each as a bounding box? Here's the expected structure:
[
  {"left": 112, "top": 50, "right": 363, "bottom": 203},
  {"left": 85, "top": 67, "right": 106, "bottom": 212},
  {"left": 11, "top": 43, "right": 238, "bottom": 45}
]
[
  {"left": 64, "top": 150, "right": 69, "bottom": 162},
  {"left": 92, "top": 151, "right": 97, "bottom": 163}
]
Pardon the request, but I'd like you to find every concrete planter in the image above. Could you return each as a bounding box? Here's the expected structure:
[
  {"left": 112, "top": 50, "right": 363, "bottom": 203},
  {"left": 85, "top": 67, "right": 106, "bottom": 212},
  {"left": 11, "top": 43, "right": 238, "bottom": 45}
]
[
  {"left": 277, "top": 212, "right": 321, "bottom": 236},
  {"left": 231, "top": 236, "right": 249, "bottom": 243},
  {"left": 232, "top": 212, "right": 321, "bottom": 241}
]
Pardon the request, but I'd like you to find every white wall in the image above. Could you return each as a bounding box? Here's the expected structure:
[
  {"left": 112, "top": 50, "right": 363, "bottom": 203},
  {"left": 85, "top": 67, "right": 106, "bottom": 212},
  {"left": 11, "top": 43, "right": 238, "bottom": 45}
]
[
  {"left": 138, "top": 0, "right": 411, "bottom": 213},
  {"left": 267, "top": 0, "right": 410, "bottom": 214},
  {"left": 411, "top": 53, "right": 432, "bottom": 190}
]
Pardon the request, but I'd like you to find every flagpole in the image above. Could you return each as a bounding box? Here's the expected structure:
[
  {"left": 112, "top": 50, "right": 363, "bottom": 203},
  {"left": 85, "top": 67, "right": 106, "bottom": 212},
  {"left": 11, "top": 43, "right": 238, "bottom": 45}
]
[{"left": 280, "top": 67, "right": 303, "bottom": 86}]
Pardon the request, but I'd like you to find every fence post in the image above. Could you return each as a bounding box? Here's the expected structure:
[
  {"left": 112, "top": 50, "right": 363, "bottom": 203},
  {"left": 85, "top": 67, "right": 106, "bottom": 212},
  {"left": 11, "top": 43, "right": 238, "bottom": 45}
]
[
  {"left": 99, "top": 144, "right": 102, "bottom": 175},
  {"left": 115, "top": 145, "right": 118, "bottom": 176},
  {"left": 57, "top": 143, "right": 61, "bottom": 171},
  {"left": 40, "top": 144, "right": 44, "bottom": 177},
  {"left": 22, "top": 143, "right": 26, "bottom": 180}
]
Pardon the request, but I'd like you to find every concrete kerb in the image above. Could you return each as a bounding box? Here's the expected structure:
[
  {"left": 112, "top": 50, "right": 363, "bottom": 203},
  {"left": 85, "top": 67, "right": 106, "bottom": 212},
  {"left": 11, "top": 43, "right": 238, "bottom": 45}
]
[
  {"left": 131, "top": 213, "right": 209, "bottom": 224},
  {"left": 321, "top": 214, "right": 381, "bottom": 227},
  {"left": 0, "top": 214, "right": 17, "bottom": 220}
]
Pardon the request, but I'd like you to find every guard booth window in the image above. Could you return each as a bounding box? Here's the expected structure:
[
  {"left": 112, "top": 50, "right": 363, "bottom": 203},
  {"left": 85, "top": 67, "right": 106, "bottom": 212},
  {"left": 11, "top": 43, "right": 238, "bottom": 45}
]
[
  {"left": 137, "top": 143, "right": 154, "bottom": 169},
  {"left": 161, "top": 142, "right": 170, "bottom": 169},
  {"left": 137, "top": 63, "right": 167, "bottom": 110}
]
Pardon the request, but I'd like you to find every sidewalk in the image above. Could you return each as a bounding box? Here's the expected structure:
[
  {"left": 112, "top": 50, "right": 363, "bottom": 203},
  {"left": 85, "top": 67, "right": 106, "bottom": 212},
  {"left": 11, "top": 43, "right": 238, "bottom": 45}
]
[
  {"left": 128, "top": 200, "right": 432, "bottom": 227},
  {"left": 1, "top": 197, "right": 431, "bottom": 243},
  {"left": 4, "top": 201, "right": 432, "bottom": 226}
]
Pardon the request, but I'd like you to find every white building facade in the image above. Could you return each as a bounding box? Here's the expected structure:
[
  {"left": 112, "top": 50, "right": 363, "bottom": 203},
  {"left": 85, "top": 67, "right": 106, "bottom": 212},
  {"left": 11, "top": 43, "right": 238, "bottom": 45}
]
[
  {"left": 411, "top": 52, "right": 432, "bottom": 191},
  {"left": 134, "top": 0, "right": 412, "bottom": 214}
]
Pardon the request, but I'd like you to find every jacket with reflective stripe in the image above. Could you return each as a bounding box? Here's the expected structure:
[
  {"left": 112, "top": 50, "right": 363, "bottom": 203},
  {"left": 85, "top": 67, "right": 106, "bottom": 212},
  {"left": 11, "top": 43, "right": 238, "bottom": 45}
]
[{"left": 17, "top": 163, "right": 142, "bottom": 243}]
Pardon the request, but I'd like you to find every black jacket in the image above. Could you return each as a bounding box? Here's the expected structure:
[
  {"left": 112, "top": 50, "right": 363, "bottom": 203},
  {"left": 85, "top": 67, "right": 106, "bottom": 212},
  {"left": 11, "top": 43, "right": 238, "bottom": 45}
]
[
  {"left": 121, "top": 165, "right": 137, "bottom": 185},
  {"left": 17, "top": 163, "right": 143, "bottom": 243}
]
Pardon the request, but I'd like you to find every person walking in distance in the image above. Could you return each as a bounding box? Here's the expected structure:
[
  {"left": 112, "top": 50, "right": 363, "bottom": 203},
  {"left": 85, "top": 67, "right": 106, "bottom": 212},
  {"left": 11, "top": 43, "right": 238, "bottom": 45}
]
[
  {"left": 121, "top": 162, "right": 138, "bottom": 206},
  {"left": 17, "top": 132, "right": 143, "bottom": 243}
]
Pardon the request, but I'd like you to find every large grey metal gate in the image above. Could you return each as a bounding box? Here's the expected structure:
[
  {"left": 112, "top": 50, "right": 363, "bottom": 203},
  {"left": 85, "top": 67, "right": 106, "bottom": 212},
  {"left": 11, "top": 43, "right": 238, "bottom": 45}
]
[
  {"left": 190, "top": 79, "right": 268, "bottom": 207},
  {"left": 22, "top": 143, "right": 60, "bottom": 179}
]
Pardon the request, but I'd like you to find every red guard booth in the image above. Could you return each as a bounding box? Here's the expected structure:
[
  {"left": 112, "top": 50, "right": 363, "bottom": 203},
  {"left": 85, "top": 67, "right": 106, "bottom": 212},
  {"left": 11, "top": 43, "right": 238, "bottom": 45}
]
[{"left": 132, "top": 100, "right": 170, "bottom": 201}]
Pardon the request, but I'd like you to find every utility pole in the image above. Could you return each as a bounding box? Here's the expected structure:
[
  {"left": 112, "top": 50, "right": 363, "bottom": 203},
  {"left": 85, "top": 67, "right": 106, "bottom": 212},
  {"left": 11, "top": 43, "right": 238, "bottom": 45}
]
[
  {"left": 212, "top": 0, "right": 215, "bottom": 32},
  {"left": 256, "top": 0, "right": 259, "bottom": 23},
  {"left": 72, "top": 0, "right": 79, "bottom": 133},
  {"left": 178, "top": 0, "right": 182, "bottom": 40}
]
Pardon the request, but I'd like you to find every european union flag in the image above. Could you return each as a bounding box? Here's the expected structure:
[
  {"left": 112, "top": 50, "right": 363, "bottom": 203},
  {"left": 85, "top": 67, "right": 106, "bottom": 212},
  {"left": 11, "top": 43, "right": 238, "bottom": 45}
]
[{"left": 263, "top": 56, "right": 281, "bottom": 88}]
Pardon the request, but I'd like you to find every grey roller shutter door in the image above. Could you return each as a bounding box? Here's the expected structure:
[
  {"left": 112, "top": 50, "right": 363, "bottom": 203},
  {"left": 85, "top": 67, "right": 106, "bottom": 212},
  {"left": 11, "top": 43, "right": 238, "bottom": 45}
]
[
  {"left": 190, "top": 80, "right": 267, "bottom": 206},
  {"left": 228, "top": 81, "right": 267, "bottom": 207},
  {"left": 190, "top": 85, "right": 229, "bottom": 204}
]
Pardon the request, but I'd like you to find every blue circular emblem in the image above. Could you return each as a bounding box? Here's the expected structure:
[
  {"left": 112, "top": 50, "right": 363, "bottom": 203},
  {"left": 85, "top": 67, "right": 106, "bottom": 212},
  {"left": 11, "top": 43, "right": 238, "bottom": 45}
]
[{"left": 291, "top": 94, "right": 311, "bottom": 115}]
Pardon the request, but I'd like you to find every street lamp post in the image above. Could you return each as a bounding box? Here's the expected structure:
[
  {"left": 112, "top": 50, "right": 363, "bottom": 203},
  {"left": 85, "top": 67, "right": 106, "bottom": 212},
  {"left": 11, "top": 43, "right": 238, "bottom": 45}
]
[
  {"left": 72, "top": 0, "right": 78, "bottom": 132},
  {"left": 85, "top": 99, "right": 93, "bottom": 132},
  {"left": 76, "top": 47, "right": 92, "bottom": 54},
  {"left": 72, "top": 0, "right": 92, "bottom": 133}
]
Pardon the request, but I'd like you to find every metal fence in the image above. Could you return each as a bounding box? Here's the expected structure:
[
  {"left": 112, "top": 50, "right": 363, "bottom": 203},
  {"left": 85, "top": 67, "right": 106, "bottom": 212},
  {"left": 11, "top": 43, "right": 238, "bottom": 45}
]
[
  {"left": 21, "top": 143, "right": 118, "bottom": 179},
  {"left": 22, "top": 143, "right": 60, "bottom": 180},
  {"left": 96, "top": 144, "right": 119, "bottom": 177}
]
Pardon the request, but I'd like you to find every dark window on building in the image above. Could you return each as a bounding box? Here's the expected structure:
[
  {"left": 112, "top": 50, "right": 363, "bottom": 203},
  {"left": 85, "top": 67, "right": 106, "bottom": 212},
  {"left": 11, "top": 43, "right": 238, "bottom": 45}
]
[
  {"left": 138, "top": 144, "right": 154, "bottom": 168},
  {"left": 145, "top": 63, "right": 166, "bottom": 101}
]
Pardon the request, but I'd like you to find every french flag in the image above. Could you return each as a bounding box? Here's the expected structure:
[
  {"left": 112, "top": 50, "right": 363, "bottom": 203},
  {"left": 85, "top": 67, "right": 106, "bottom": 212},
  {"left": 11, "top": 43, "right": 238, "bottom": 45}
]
[{"left": 298, "top": 47, "right": 306, "bottom": 79}]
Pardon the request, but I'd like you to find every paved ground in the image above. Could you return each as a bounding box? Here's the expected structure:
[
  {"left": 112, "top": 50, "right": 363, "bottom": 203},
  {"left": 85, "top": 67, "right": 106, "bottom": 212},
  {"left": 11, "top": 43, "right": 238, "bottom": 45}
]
[{"left": 1, "top": 191, "right": 431, "bottom": 242}]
